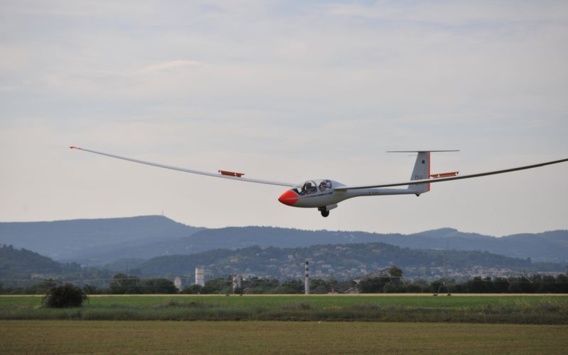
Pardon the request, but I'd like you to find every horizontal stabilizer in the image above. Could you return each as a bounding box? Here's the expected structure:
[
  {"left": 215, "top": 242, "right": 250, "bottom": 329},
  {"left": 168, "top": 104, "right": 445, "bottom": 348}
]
[{"left": 387, "top": 150, "right": 459, "bottom": 153}]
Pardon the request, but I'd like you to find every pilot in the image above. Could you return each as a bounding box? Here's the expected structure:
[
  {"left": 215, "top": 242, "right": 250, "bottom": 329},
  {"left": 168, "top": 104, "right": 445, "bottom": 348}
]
[
  {"left": 319, "top": 180, "right": 331, "bottom": 192},
  {"left": 302, "top": 181, "right": 316, "bottom": 195}
]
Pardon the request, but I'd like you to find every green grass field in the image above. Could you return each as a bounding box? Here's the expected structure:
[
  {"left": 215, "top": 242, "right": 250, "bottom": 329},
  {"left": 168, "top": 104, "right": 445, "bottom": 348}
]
[
  {"left": 1, "top": 294, "right": 567, "bottom": 323},
  {"left": 1, "top": 295, "right": 567, "bottom": 353}
]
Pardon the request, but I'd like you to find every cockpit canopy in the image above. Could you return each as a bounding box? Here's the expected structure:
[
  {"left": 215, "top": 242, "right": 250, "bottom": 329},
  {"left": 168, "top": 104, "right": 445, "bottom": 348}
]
[{"left": 294, "top": 179, "right": 333, "bottom": 196}]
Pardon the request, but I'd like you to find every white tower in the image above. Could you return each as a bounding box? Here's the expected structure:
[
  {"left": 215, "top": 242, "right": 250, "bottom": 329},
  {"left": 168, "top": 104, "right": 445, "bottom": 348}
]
[{"left": 195, "top": 266, "right": 205, "bottom": 287}]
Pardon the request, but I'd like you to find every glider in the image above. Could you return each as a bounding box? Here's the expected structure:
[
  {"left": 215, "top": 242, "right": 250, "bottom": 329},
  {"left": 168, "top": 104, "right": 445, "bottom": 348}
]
[{"left": 70, "top": 146, "right": 568, "bottom": 217}]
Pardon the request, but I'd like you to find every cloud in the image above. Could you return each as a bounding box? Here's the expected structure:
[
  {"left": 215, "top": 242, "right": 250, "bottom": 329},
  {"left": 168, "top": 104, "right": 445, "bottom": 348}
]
[
  {"left": 134, "top": 60, "right": 203, "bottom": 75},
  {"left": 324, "top": 1, "right": 568, "bottom": 25},
  {"left": 0, "top": 1, "right": 566, "bottom": 234}
]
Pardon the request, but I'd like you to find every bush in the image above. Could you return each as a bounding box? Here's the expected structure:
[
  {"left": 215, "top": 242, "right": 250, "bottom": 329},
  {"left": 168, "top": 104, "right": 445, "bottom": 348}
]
[{"left": 42, "top": 283, "right": 87, "bottom": 308}]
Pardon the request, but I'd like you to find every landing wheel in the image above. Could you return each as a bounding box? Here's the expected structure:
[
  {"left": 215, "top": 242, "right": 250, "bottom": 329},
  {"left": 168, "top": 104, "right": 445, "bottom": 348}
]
[{"left": 321, "top": 210, "right": 330, "bottom": 217}]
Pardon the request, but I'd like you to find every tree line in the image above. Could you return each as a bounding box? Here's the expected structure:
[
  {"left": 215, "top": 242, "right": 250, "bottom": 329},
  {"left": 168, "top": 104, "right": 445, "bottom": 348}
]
[{"left": 2, "top": 268, "right": 567, "bottom": 295}]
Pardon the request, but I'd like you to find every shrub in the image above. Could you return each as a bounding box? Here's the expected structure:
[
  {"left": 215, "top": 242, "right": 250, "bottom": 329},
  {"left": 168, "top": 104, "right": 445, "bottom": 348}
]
[{"left": 42, "top": 283, "right": 87, "bottom": 308}]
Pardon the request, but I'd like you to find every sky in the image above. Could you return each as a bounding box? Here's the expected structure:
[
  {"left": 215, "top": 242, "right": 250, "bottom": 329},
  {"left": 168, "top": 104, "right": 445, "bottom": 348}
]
[{"left": 1, "top": 0, "right": 567, "bottom": 236}]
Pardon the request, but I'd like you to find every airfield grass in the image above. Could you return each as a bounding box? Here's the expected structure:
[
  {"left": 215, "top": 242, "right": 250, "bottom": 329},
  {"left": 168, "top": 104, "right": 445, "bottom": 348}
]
[
  {"left": 0, "top": 294, "right": 567, "bottom": 324},
  {"left": 1, "top": 295, "right": 567, "bottom": 353},
  {"left": 2, "top": 320, "right": 568, "bottom": 354}
]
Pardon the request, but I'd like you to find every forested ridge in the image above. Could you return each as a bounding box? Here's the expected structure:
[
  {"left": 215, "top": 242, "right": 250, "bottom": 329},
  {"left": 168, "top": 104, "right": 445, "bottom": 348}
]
[
  {"left": 1, "top": 240, "right": 565, "bottom": 293},
  {"left": 1, "top": 216, "right": 567, "bottom": 267}
]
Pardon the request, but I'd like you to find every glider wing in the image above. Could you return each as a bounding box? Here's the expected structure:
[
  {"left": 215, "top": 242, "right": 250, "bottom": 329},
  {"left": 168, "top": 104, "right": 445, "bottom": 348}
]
[
  {"left": 70, "top": 146, "right": 297, "bottom": 187},
  {"left": 335, "top": 158, "right": 568, "bottom": 191}
]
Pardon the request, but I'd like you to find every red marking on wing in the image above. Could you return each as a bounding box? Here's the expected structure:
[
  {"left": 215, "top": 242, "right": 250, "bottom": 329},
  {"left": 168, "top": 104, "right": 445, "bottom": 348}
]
[
  {"left": 218, "top": 170, "right": 245, "bottom": 177},
  {"left": 430, "top": 171, "right": 459, "bottom": 178}
]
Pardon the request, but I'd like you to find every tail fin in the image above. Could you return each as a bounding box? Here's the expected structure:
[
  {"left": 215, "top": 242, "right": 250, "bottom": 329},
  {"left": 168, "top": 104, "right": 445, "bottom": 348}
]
[
  {"left": 409, "top": 152, "right": 430, "bottom": 195},
  {"left": 387, "top": 150, "right": 459, "bottom": 196}
]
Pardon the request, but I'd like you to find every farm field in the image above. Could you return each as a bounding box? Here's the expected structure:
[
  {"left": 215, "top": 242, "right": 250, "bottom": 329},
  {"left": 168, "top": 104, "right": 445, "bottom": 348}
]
[{"left": 2, "top": 320, "right": 568, "bottom": 354}]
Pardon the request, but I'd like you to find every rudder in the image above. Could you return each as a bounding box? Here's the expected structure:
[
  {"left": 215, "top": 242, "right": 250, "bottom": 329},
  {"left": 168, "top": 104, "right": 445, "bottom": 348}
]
[
  {"left": 409, "top": 151, "right": 430, "bottom": 195},
  {"left": 387, "top": 150, "right": 458, "bottom": 195}
]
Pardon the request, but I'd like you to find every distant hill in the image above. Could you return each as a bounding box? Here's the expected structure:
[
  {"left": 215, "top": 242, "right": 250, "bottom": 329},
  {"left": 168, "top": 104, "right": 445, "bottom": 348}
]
[
  {"left": 131, "top": 242, "right": 563, "bottom": 281},
  {"left": 0, "top": 216, "right": 567, "bottom": 266},
  {"left": 100, "top": 226, "right": 568, "bottom": 265},
  {"left": 2, "top": 241, "right": 562, "bottom": 289},
  {"left": 0, "top": 245, "right": 84, "bottom": 284},
  {"left": 0, "top": 245, "right": 71, "bottom": 276},
  {"left": 377, "top": 228, "right": 568, "bottom": 263},
  {"left": 0, "top": 245, "right": 116, "bottom": 289},
  {"left": 0, "top": 216, "right": 202, "bottom": 263}
]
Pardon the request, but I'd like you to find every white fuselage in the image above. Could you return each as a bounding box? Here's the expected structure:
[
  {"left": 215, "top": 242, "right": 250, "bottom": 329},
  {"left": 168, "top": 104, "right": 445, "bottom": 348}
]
[{"left": 278, "top": 179, "right": 420, "bottom": 209}]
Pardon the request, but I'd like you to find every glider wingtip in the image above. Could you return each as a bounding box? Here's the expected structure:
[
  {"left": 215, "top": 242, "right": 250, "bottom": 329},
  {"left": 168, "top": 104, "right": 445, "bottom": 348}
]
[{"left": 69, "top": 145, "right": 81, "bottom": 150}]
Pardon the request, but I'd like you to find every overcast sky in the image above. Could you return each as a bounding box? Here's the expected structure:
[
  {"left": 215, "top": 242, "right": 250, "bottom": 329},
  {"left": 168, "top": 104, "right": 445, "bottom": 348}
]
[{"left": 1, "top": 1, "right": 567, "bottom": 236}]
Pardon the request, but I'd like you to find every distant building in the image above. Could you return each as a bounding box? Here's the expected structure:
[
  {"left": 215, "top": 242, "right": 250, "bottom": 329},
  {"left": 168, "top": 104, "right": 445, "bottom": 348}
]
[
  {"left": 232, "top": 275, "right": 242, "bottom": 293},
  {"left": 195, "top": 266, "right": 205, "bottom": 287},
  {"left": 174, "top": 276, "right": 182, "bottom": 292}
]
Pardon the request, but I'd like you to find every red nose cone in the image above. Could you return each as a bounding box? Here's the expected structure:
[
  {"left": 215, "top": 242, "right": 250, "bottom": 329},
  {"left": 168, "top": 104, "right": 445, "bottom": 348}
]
[{"left": 278, "top": 190, "right": 299, "bottom": 206}]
